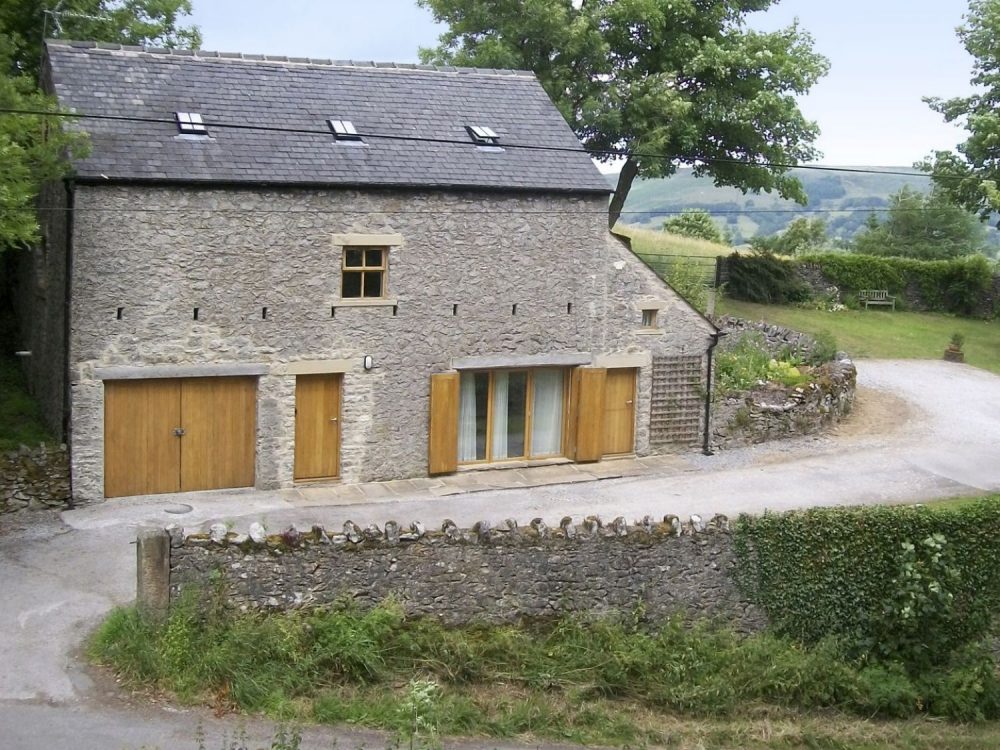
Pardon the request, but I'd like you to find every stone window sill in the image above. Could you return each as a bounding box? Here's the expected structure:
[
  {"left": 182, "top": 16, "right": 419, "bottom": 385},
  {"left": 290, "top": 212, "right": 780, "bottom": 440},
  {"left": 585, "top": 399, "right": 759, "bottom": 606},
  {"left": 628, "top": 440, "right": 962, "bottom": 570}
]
[
  {"left": 634, "top": 328, "right": 664, "bottom": 336},
  {"left": 333, "top": 298, "right": 398, "bottom": 308}
]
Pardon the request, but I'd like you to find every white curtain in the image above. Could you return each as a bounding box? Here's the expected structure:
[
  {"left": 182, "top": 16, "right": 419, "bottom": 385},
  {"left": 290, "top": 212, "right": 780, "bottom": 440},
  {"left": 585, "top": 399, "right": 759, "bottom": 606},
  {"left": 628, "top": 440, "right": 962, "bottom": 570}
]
[
  {"left": 491, "top": 371, "right": 509, "bottom": 459},
  {"left": 531, "top": 368, "right": 564, "bottom": 455},
  {"left": 458, "top": 373, "right": 478, "bottom": 462}
]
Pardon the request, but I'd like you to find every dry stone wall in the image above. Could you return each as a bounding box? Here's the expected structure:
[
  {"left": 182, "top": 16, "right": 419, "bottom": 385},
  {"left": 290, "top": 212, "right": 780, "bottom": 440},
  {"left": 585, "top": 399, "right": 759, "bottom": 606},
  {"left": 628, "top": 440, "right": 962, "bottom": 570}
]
[
  {"left": 157, "top": 515, "right": 764, "bottom": 631},
  {"left": 0, "top": 443, "right": 71, "bottom": 513},
  {"left": 715, "top": 316, "right": 826, "bottom": 362},
  {"left": 712, "top": 358, "right": 857, "bottom": 450}
]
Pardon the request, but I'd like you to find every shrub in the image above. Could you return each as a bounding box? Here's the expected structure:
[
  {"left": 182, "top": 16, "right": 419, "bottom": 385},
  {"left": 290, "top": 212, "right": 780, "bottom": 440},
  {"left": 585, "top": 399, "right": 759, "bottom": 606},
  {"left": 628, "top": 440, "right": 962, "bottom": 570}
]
[
  {"left": 733, "top": 501, "right": 1000, "bottom": 672},
  {"left": 661, "top": 255, "right": 710, "bottom": 313},
  {"left": 723, "top": 252, "right": 812, "bottom": 304},
  {"left": 714, "top": 333, "right": 773, "bottom": 393},
  {"left": 809, "top": 330, "right": 838, "bottom": 364}
]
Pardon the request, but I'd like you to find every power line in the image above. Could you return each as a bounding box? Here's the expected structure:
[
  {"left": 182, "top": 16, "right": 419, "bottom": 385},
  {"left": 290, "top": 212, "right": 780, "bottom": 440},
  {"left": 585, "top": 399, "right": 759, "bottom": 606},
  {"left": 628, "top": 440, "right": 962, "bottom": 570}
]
[{"left": 0, "top": 106, "right": 935, "bottom": 180}]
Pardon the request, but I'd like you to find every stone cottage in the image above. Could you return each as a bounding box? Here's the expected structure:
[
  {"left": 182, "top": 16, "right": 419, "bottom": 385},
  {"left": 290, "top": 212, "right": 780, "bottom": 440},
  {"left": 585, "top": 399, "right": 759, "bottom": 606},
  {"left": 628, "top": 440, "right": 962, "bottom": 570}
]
[{"left": 20, "top": 40, "right": 718, "bottom": 504}]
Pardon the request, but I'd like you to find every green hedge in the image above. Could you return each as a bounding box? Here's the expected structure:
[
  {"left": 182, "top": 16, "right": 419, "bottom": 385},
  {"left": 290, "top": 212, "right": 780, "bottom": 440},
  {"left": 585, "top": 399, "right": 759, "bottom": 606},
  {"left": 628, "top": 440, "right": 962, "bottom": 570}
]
[
  {"left": 723, "top": 252, "right": 812, "bottom": 304},
  {"left": 800, "top": 253, "right": 995, "bottom": 316},
  {"left": 733, "top": 501, "right": 1000, "bottom": 669},
  {"left": 723, "top": 252, "right": 997, "bottom": 316}
]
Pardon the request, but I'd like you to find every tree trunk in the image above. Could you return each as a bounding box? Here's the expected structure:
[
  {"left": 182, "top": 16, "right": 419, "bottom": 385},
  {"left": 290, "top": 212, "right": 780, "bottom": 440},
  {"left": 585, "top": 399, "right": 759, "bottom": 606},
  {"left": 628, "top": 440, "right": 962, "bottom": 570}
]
[{"left": 607, "top": 156, "right": 640, "bottom": 230}]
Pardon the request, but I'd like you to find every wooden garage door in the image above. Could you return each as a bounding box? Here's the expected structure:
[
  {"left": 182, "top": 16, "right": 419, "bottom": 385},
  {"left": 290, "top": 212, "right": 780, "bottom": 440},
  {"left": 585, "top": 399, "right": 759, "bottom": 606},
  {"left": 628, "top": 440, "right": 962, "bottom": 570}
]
[{"left": 104, "top": 377, "right": 256, "bottom": 498}]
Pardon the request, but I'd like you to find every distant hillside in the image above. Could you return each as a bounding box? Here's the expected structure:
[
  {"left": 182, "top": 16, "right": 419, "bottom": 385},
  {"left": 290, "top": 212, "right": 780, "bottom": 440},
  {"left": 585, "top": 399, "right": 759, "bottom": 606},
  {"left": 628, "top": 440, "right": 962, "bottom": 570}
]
[{"left": 611, "top": 167, "right": 960, "bottom": 245}]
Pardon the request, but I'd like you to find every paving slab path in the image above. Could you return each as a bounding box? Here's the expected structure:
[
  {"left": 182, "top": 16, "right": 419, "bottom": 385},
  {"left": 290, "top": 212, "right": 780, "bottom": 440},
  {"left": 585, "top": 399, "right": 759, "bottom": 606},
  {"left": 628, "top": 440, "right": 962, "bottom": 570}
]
[{"left": 2, "top": 359, "right": 999, "bottom": 750}]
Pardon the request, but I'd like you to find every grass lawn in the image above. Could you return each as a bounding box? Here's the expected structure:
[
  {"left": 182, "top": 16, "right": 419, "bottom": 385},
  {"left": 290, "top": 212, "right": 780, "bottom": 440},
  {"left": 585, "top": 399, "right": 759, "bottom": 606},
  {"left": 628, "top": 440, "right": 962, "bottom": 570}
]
[
  {"left": 0, "top": 355, "right": 52, "bottom": 450},
  {"left": 719, "top": 299, "right": 1000, "bottom": 374}
]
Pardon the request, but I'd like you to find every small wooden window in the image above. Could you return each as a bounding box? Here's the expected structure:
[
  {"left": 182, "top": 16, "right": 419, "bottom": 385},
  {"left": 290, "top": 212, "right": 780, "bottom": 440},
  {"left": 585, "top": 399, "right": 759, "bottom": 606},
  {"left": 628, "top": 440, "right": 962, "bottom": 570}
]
[
  {"left": 342, "top": 246, "right": 387, "bottom": 299},
  {"left": 642, "top": 309, "right": 658, "bottom": 328}
]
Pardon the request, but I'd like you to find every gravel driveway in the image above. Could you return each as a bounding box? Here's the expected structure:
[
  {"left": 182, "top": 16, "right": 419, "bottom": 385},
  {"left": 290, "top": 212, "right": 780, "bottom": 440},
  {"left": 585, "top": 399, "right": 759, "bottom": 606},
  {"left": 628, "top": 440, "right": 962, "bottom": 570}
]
[{"left": 2, "top": 359, "right": 999, "bottom": 750}]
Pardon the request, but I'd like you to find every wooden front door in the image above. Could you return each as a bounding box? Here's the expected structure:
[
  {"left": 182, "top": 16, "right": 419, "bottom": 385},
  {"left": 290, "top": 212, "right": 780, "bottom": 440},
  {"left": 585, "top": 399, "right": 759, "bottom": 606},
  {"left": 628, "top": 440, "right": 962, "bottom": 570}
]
[
  {"left": 602, "top": 368, "right": 636, "bottom": 456},
  {"left": 104, "top": 377, "right": 257, "bottom": 498},
  {"left": 294, "top": 374, "right": 342, "bottom": 480}
]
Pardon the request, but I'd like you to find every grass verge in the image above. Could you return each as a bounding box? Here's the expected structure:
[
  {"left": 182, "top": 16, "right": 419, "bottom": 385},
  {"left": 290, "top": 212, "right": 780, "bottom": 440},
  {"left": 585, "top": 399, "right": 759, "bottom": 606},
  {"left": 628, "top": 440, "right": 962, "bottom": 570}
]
[
  {"left": 90, "top": 600, "right": 1000, "bottom": 750},
  {"left": 719, "top": 299, "right": 1000, "bottom": 374},
  {"left": 0, "top": 355, "right": 52, "bottom": 450}
]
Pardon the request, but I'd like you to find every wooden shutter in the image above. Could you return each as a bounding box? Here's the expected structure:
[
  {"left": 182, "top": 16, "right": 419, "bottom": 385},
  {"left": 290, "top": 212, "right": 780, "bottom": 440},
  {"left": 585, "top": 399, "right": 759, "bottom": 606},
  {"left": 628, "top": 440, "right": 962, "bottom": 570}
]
[
  {"left": 572, "top": 367, "right": 606, "bottom": 463},
  {"left": 428, "top": 372, "right": 459, "bottom": 475}
]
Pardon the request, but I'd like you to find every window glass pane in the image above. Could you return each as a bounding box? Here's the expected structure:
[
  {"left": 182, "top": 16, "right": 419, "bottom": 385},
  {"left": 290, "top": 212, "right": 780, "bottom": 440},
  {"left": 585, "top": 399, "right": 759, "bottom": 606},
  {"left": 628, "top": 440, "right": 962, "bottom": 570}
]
[
  {"left": 345, "top": 248, "right": 364, "bottom": 267},
  {"left": 342, "top": 271, "right": 362, "bottom": 298},
  {"left": 459, "top": 372, "right": 489, "bottom": 462},
  {"left": 505, "top": 372, "right": 527, "bottom": 458},
  {"left": 365, "top": 248, "right": 384, "bottom": 267},
  {"left": 362, "top": 270, "right": 383, "bottom": 298},
  {"left": 475, "top": 373, "right": 489, "bottom": 460},
  {"left": 531, "top": 369, "right": 564, "bottom": 456}
]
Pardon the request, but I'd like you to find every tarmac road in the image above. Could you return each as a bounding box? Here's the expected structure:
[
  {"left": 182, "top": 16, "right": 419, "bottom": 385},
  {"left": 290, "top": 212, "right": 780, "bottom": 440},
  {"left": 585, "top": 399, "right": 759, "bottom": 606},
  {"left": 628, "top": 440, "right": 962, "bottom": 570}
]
[{"left": 2, "top": 359, "right": 999, "bottom": 750}]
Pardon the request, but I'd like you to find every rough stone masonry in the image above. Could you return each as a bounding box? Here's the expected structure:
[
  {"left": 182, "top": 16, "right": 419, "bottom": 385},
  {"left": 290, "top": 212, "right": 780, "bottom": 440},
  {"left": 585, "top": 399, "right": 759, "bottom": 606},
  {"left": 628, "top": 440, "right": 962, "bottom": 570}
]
[{"left": 147, "top": 514, "right": 765, "bottom": 631}]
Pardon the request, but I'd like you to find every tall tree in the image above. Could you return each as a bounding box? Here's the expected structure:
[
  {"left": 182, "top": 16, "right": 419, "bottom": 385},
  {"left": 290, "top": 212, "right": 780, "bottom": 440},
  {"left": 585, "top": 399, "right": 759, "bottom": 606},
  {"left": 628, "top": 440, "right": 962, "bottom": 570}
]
[
  {"left": 0, "top": 0, "right": 199, "bottom": 248},
  {"left": 418, "top": 0, "right": 829, "bottom": 228},
  {"left": 663, "top": 209, "right": 728, "bottom": 244},
  {"left": 852, "top": 186, "right": 987, "bottom": 259},
  {"left": 1, "top": 0, "right": 201, "bottom": 77},
  {"left": 751, "top": 216, "right": 829, "bottom": 255},
  {"left": 924, "top": 0, "right": 1000, "bottom": 222}
]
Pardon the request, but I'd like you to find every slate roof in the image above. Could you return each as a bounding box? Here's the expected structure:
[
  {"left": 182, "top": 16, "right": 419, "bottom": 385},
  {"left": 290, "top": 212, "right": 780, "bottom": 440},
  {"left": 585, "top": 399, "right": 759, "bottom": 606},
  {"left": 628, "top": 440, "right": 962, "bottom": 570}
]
[{"left": 44, "top": 41, "right": 611, "bottom": 194}]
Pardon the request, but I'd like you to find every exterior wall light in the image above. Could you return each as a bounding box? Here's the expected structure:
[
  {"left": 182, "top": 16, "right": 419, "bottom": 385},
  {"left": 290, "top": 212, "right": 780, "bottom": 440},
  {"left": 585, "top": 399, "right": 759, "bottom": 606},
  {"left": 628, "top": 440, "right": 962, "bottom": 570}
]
[{"left": 363, "top": 355, "right": 373, "bottom": 371}]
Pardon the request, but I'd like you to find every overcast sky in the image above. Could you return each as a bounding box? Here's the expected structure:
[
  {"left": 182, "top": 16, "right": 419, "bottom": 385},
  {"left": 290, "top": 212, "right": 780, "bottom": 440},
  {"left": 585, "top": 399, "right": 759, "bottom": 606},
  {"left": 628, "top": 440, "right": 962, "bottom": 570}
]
[{"left": 187, "top": 0, "right": 976, "bottom": 167}]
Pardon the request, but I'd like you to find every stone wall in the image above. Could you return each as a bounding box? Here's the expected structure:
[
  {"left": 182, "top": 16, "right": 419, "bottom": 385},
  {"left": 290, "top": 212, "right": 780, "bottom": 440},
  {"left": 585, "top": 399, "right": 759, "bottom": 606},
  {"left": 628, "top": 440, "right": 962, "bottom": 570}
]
[
  {"left": 712, "top": 357, "right": 857, "bottom": 450},
  {"left": 151, "top": 514, "right": 764, "bottom": 631},
  {"left": 65, "top": 186, "right": 716, "bottom": 502},
  {"left": 0, "top": 444, "right": 71, "bottom": 513},
  {"left": 715, "top": 316, "right": 827, "bottom": 363}
]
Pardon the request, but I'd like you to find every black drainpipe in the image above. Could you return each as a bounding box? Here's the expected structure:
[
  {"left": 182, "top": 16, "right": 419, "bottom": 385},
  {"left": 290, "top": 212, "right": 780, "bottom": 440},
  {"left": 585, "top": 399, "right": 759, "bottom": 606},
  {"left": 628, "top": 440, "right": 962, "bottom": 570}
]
[{"left": 702, "top": 330, "right": 727, "bottom": 456}]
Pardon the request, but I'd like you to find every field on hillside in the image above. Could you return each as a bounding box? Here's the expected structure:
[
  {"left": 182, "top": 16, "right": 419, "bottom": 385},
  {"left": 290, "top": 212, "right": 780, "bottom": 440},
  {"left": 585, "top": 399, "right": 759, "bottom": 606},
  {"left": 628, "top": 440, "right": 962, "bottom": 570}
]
[
  {"left": 618, "top": 225, "right": 729, "bottom": 290},
  {"left": 615, "top": 167, "right": 1000, "bottom": 247},
  {"left": 720, "top": 299, "right": 1000, "bottom": 374},
  {"left": 618, "top": 224, "right": 733, "bottom": 258}
]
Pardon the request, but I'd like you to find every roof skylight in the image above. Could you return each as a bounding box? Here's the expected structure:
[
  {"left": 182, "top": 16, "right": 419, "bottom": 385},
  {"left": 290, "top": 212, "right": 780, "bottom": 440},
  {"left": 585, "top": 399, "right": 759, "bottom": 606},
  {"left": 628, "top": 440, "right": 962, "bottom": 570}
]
[
  {"left": 175, "top": 112, "right": 207, "bottom": 135},
  {"left": 466, "top": 125, "right": 500, "bottom": 145},
  {"left": 328, "top": 119, "right": 363, "bottom": 141}
]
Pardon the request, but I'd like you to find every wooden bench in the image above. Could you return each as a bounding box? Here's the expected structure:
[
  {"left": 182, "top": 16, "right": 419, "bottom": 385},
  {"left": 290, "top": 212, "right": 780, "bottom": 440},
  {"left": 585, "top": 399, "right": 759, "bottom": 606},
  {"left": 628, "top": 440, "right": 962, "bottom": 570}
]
[{"left": 858, "top": 289, "right": 895, "bottom": 310}]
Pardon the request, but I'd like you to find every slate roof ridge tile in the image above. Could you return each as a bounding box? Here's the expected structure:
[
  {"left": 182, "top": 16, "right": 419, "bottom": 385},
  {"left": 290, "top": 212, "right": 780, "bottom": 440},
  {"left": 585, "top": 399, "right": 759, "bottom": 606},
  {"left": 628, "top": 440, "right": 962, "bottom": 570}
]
[{"left": 46, "top": 40, "right": 536, "bottom": 78}]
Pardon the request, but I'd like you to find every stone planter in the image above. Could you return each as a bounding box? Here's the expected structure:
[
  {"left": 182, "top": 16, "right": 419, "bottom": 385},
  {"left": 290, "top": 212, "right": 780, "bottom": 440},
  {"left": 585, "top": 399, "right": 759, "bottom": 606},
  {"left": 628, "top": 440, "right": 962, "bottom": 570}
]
[{"left": 943, "top": 347, "right": 965, "bottom": 363}]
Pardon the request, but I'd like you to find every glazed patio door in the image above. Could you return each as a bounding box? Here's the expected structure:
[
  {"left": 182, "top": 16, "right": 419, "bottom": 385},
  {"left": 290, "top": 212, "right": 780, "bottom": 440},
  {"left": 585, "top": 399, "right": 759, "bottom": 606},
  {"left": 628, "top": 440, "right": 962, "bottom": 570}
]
[{"left": 458, "top": 368, "right": 565, "bottom": 464}]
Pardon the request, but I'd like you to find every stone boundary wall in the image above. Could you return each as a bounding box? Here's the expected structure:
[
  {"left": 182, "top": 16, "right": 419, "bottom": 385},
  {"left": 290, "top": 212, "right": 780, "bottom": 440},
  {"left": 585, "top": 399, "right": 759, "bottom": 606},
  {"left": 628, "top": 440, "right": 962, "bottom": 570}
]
[
  {"left": 0, "top": 444, "right": 71, "bottom": 513},
  {"left": 712, "top": 357, "right": 857, "bottom": 450},
  {"left": 139, "top": 515, "right": 764, "bottom": 631}
]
